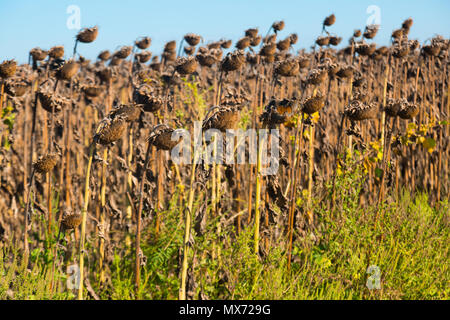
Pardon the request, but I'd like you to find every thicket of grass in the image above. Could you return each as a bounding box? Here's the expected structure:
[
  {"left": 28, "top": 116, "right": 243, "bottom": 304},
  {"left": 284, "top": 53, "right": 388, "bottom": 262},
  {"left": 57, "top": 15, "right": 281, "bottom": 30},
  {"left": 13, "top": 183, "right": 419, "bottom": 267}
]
[{"left": 1, "top": 156, "right": 448, "bottom": 300}]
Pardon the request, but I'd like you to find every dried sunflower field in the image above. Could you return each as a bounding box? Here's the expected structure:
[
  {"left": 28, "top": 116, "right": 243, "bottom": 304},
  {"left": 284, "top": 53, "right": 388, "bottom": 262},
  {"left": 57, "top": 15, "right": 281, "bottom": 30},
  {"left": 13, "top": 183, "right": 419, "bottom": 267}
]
[{"left": 0, "top": 14, "right": 449, "bottom": 300}]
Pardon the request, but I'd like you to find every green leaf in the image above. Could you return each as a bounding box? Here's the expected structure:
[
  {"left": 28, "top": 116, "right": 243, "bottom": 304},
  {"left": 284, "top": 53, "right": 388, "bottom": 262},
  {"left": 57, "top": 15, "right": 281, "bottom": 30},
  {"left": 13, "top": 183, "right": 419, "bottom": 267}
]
[{"left": 375, "top": 167, "right": 383, "bottom": 178}]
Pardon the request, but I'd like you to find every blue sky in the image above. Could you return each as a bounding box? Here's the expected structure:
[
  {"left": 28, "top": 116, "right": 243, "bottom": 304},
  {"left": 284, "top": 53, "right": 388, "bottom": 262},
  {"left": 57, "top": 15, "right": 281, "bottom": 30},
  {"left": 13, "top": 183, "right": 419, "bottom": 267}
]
[{"left": 0, "top": 0, "right": 449, "bottom": 63}]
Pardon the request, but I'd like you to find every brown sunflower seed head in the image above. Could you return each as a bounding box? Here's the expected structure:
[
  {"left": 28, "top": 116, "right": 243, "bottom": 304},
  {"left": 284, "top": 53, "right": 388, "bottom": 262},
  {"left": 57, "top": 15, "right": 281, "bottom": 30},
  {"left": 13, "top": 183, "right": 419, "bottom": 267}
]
[
  {"left": 422, "top": 44, "right": 441, "bottom": 57},
  {"left": 236, "top": 37, "right": 251, "bottom": 50},
  {"left": 133, "top": 86, "right": 164, "bottom": 113},
  {"left": 277, "top": 38, "right": 291, "bottom": 51},
  {"left": 98, "top": 50, "right": 111, "bottom": 61},
  {"left": 274, "top": 58, "right": 300, "bottom": 77},
  {"left": 336, "top": 65, "right": 354, "bottom": 78},
  {"left": 355, "top": 42, "right": 377, "bottom": 56},
  {"left": 392, "top": 45, "right": 410, "bottom": 59},
  {"left": 245, "top": 28, "right": 259, "bottom": 38},
  {"left": 165, "top": 41, "right": 177, "bottom": 52},
  {"left": 260, "top": 98, "right": 296, "bottom": 128},
  {"left": 329, "top": 36, "right": 342, "bottom": 46},
  {"left": 324, "top": 14, "right": 336, "bottom": 27},
  {"left": 289, "top": 33, "right": 299, "bottom": 45},
  {"left": 302, "top": 91, "right": 325, "bottom": 114},
  {"left": 109, "top": 104, "right": 141, "bottom": 122},
  {"left": 148, "top": 125, "right": 180, "bottom": 151},
  {"left": 353, "top": 29, "right": 362, "bottom": 38},
  {"left": 29, "top": 48, "right": 48, "bottom": 61},
  {"left": 202, "top": 105, "right": 240, "bottom": 132},
  {"left": 316, "top": 36, "right": 330, "bottom": 46},
  {"left": 398, "top": 102, "right": 419, "bottom": 119},
  {"left": 345, "top": 99, "right": 377, "bottom": 121},
  {"left": 34, "top": 153, "right": 59, "bottom": 174},
  {"left": 220, "top": 39, "right": 232, "bottom": 49},
  {"left": 272, "top": 20, "right": 285, "bottom": 32},
  {"left": 184, "top": 46, "right": 196, "bottom": 55},
  {"left": 136, "top": 51, "right": 152, "bottom": 63},
  {"left": 48, "top": 46, "right": 65, "bottom": 59},
  {"left": 135, "top": 37, "right": 151, "bottom": 49},
  {"left": 5, "top": 79, "right": 29, "bottom": 97},
  {"left": 0, "top": 60, "right": 17, "bottom": 79},
  {"left": 298, "top": 56, "right": 310, "bottom": 69},
  {"left": 259, "top": 43, "right": 277, "bottom": 56},
  {"left": 162, "top": 50, "right": 177, "bottom": 62},
  {"left": 37, "top": 89, "right": 68, "bottom": 113},
  {"left": 384, "top": 98, "right": 404, "bottom": 117},
  {"left": 307, "top": 68, "right": 327, "bottom": 85},
  {"left": 402, "top": 18, "right": 413, "bottom": 30},
  {"left": 56, "top": 60, "right": 79, "bottom": 80},
  {"left": 184, "top": 33, "right": 201, "bottom": 46},
  {"left": 220, "top": 50, "right": 245, "bottom": 72},
  {"left": 363, "top": 24, "right": 379, "bottom": 39},
  {"left": 76, "top": 26, "right": 98, "bottom": 43},
  {"left": 61, "top": 212, "right": 82, "bottom": 230},
  {"left": 114, "top": 46, "right": 132, "bottom": 59},
  {"left": 96, "top": 67, "right": 114, "bottom": 83},
  {"left": 83, "top": 85, "right": 103, "bottom": 98},
  {"left": 96, "top": 115, "right": 127, "bottom": 145},
  {"left": 392, "top": 29, "right": 403, "bottom": 39},
  {"left": 246, "top": 53, "right": 260, "bottom": 65},
  {"left": 196, "top": 52, "right": 217, "bottom": 68},
  {"left": 175, "top": 56, "right": 198, "bottom": 75}
]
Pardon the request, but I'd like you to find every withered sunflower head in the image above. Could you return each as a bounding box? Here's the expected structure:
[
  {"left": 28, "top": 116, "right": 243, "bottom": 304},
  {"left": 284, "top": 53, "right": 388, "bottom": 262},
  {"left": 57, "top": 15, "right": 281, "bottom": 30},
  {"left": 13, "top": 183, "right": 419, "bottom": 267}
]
[
  {"left": 272, "top": 20, "right": 285, "bottom": 32},
  {"left": 363, "top": 24, "right": 379, "bottom": 39},
  {"left": 48, "top": 46, "right": 65, "bottom": 59},
  {"left": 55, "top": 60, "right": 79, "bottom": 81},
  {"left": 135, "top": 51, "right": 152, "bottom": 63},
  {"left": 398, "top": 101, "right": 419, "bottom": 119},
  {"left": 245, "top": 28, "right": 259, "bottom": 38},
  {"left": 277, "top": 38, "right": 291, "bottom": 51},
  {"left": 148, "top": 124, "right": 181, "bottom": 151},
  {"left": 95, "top": 114, "right": 127, "bottom": 145},
  {"left": 202, "top": 105, "right": 240, "bottom": 132},
  {"left": 29, "top": 48, "right": 48, "bottom": 61},
  {"left": 76, "top": 26, "right": 99, "bottom": 43},
  {"left": 135, "top": 37, "right": 151, "bottom": 49},
  {"left": 98, "top": 50, "right": 111, "bottom": 61},
  {"left": 175, "top": 56, "right": 198, "bottom": 75},
  {"left": 220, "top": 50, "right": 245, "bottom": 72},
  {"left": 114, "top": 46, "right": 132, "bottom": 59},
  {"left": 274, "top": 58, "right": 299, "bottom": 77},
  {"left": 37, "top": 89, "right": 69, "bottom": 113},
  {"left": 109, "top": 104, "right": 141, "bottom": 122},
  {"left": 302, "top": 91, "right": 325, "bottom": 114},
  {"left": 344, "top": 99, "right": 377, "bottom": 121},
  {"left": 235, "top": 37, "right": 251, "bottom": 50},
  {"left": 184, "top": 33, "right": 201, "bottom": 46},
  {"left": 259, "top": 43, "right": 277, "bottom": 57},
  {"left": 164, "top": 41, "right": 177, "bottom": 52},
  {"left": 220, "top": 39, "right": 232, "bottom": 49},
  {"left": 307, "top": 68, "right": 327, "bottom": 85},
  {"left": 34, "top": 153, "right": 59, "bottom": 174},
  {"left": 353, "top": 29, "right": 362, "bottom": 38},
  {"left": 323, "top": 14, "right": 336, "bottom": 27},
  {"left": 0, "top": 60, "right": 17, "bottom": 79},
  {"left": 61, "top": 212, "right": 82, "bottom": 230}
]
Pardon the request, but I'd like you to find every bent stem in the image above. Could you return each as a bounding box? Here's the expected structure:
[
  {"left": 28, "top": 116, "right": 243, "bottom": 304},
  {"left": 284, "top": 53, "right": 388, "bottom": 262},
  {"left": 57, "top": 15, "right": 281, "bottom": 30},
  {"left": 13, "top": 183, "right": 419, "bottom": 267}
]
[
  {"left": 78, "top": 141, "right": 97, "bottom": 300},
  {"left": 179, "top": 148, "right": 200, "bottom": 300},
  {"left": 253, "top": 131, "right": 263, "bottom": 255},
  {"left": 135, "top": 140, "right": 152, "bottom": 298}
]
